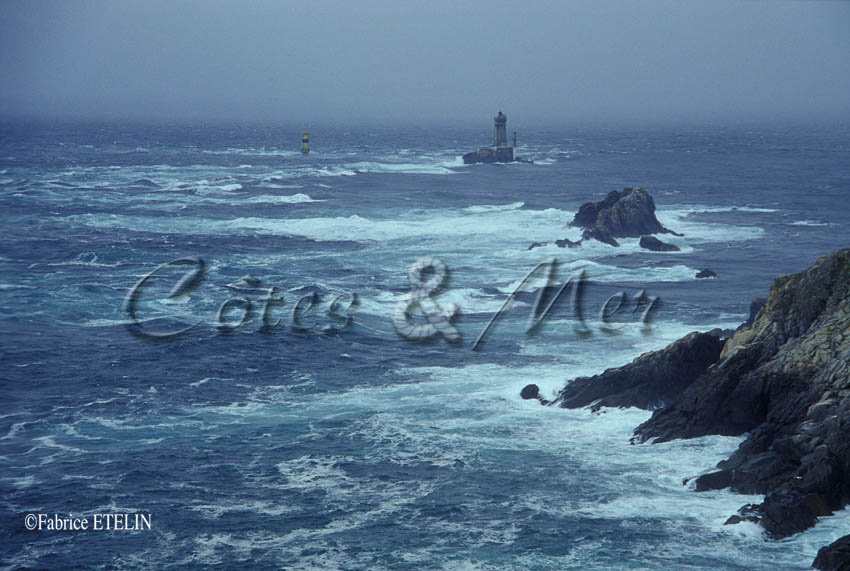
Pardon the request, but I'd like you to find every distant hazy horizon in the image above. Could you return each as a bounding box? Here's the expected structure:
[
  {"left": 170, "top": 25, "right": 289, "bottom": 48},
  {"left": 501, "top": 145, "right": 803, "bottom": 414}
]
[{"left": 2, "top": 0, "right": 848, "bottom": 127}]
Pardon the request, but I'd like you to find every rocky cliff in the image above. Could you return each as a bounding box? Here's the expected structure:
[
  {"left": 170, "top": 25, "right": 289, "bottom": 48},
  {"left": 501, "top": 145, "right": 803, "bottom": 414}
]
[{"left": 550, "top": 248, "right": 850, "bottom": 564}]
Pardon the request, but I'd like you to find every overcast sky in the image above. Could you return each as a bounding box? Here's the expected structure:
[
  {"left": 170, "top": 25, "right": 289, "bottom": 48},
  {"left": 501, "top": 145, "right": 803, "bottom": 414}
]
[{"left": 1, "top": 0, "right": 848, "bottom": 126}]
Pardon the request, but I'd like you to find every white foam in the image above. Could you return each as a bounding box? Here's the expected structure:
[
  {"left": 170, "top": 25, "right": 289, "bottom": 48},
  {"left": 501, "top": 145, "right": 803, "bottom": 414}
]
[
  {"left": 345, "top": 161, "right": 456, "bottom": 175},
  {"left": 356, "top": 287, "right": 520, "bottom": 318},
  {"left": 77, "top": 318, "right": 139, "bottom": 328},
  {"left": 657, "top": 208, "right": 765, "bottom": 243},
  {"left": 45, "top": 252, "right": 123, "bottom": 268},
  {"left": 202, "top": 147, "right": 300, "bottom": 158},
  {"left": 496, "top": 259, "right": 702, "bottom": 293},
  {"left": 1, "top": 422, "right": 27, "bottom": 440},
  {"left": 440, "top": 155, "right": 465, "bottom": 168},
  {"left": 0, "top": 283, "right": 35, "bottom": 291},
  {"left": 63, "top": 206, "right": 573, "bottom": 243},
  {"left": 218, "top": 183, "right": 242, "bottom": 192},
  {"left": 462, "top": 201, "right": 524, "bottom": 213},
  {"left": 9, "top": 475, "right": 38, "bottom": 488},
  {"left": 676, "top": 205, "right": 778, "bottom": 214},
  {"left": 190, "top": 499, "right": 296, "bottom": 519},
  {"left": 790, "top": 220, "right": 830, "bottom": 227}
]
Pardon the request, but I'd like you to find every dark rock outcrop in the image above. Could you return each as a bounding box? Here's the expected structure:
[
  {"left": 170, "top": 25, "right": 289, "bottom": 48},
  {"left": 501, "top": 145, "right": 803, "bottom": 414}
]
[
  {"left": 696, "top": 269, "right": 717, "bottom": 279},
  {"left": 581, "top": 227, "right": 620, "bottom": 247},
  {"left": 528, "top": 238, "right": 583, "bottom": 250},
  {"left": 632, "top": 248, "right": 850, "bottom": 539},
  {"left": 521, "top": 384, "right": 541, "bottom": 399},
  {"left": 570, "top": 187, "right": 681, "bottom": 246},
  {"left": 463, "top": 146, "right": 515, "bottom": 164},
  {"left": 555, "top": 238, "right": 582, "bottom": 248},
  {"left": 547, "top": 248, "right": 850, "bottom": 557},
  {"left": 639, "top": 235, "right": 680, "bottom": 252},
  {"left": 521, "top": 383, "right": 550, "bottom": 405},
  {"left": 814, "top": 535, "right": 850, "bottom": 571},
  {"left": 555, "top": 332, "right": 724, "bottom": 411}
]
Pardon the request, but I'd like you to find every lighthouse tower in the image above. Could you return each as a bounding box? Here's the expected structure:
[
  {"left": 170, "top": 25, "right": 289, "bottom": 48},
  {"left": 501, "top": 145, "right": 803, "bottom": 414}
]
[
  {"left": 462, "top": 110, "right": 520, "bottom": 164},
  {"left": 493, "top": 111, "right": 508, "bottom": 147}
]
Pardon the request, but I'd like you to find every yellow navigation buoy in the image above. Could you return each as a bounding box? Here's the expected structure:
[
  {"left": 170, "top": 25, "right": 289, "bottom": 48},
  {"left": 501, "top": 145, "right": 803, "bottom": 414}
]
[{"left": 301, "top": 131, "right": 310, "bottom": 154}]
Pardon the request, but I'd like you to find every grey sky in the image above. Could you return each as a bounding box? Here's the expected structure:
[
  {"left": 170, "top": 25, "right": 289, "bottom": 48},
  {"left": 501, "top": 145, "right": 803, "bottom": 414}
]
[{"left": 1, "top": 0, "right": 848, "bottom": 125}]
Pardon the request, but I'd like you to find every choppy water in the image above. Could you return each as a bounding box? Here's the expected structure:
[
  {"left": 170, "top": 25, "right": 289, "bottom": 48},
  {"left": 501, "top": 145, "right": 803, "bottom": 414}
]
[{"left": 1, "top": 120, "right": 849, "bottom": 569}]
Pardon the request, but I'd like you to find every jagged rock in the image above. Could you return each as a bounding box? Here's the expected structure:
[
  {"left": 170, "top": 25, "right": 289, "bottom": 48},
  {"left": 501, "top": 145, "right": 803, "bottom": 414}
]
[
  {"left": 581, "top": 227, "right": 620, "bottom": 247},
  {"left": 724, "top": 504, "right": 761, "bottom": 526},
  {"left": 814, "top": 534, "right": 850, "bottom": 570},
  {"left": 695, "top": 469, "right": 733, "bottom": 491},
  {"left": 548, "top": 248, "right": 850, "bottom": 545},
  {"left": 554, "top": 332, "right": 724, "bottom": 411},
  {"left": 571, "top": 188, "right": 681, "bottom": 246},
  {"left": 639, "top": 235, "right": 680, "bottom": 252},
  {"left": 631, "top": 248, "right": 850, "bottom": 539},
  {"left": 520, "top": 383, "right": 550, "bottom": 405},
  {"left": 696, "top": 269, "right": 717, "bottom": 279},
  {"left": 708, "top": 327, "right": 737, "bottom": 339},
  {"left": 737, "top": 297, "right": 768, "bottom": 330},
  {"left": 555, "top": 238, "right": 582, "bottom": 248},
  {"left": 528, "top": 238, "right": 582, "bottom": 250}
]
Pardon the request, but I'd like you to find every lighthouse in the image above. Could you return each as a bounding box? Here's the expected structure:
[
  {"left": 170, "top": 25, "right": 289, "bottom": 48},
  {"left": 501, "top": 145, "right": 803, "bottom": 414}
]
[
  {"left": 494, "top": 111, "right": 508, "bottom": 147},
  {"left": 462, "top": 110, "right": 524, "bottom": 164}
]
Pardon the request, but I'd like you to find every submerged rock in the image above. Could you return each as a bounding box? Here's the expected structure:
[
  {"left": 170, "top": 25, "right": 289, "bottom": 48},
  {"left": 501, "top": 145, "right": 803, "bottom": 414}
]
[
  {"left": 696, "top": 269, "right": 717, "bottom": 279},
  {"left": 639, "top": 235, "right": 680, "bottom": 252},
  {"left": 570, "top": 187, "right": 681, "bottom": 246},
  {"left": 555, "top": 238, "right": 582, "bottom": 248}
]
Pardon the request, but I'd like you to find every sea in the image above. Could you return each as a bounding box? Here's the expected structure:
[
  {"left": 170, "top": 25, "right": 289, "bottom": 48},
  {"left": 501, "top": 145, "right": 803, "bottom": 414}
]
[{"left": 1, "top": 119, "right": 849, "bottom": 569}]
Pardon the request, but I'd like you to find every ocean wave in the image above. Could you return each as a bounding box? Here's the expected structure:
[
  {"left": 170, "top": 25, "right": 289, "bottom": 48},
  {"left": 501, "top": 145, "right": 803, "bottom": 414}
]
[
  {"left": 186, "top": 192, "right": 322, "bottom": 205},
  {"left": 158, "top": 179, "right": 244, "bottom": 195},
  {"left": 344, "top": 161, "right": 457, "bottom": 175},
  {"left": 201, "top": 147, "right": 301, "bottom": 158},
  {"left": 355, "top": 287, "right": 523, "bottom": 318},
  {"left": 789, "top": 219, "right": 831, "bottom": 227},
  {"left": 671, "top": 204, "right": 778, "bottom": 214},
  {"left": 77, "top": 318, "right": 138, "bottom": 328},
  {"left": 495, "top": 259, "right": 702, "bottom": 292},
  {"left": 45, "top": 252, "right": 126, "bottom": 268},
  {"left": 62, "top": 207, "right": 574, "bottom": 243},
  {"left": 462, "top": 201, "right": 525, "bottom": 213},
  {"left": 657, "top": 209, "right": 765, "bottom": 243},
  {"left": 0, "top": 283, "right": 35, "bottom": 291},
  {"left": 62, "top": 201, "right": 764, "bottom": 255}
]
